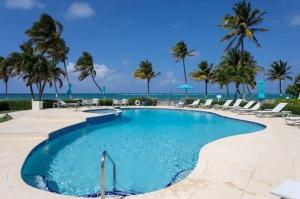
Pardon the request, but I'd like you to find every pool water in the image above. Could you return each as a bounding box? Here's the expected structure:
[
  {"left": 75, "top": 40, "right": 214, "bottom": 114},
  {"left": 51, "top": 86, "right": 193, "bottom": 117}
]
[{"left": 22, "top": 109, "right": 264, "bottom": 197}]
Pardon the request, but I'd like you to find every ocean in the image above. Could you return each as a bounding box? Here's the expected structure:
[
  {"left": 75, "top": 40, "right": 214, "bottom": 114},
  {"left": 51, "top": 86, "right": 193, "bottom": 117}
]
[{"left": 0, "top": 93, "right": 291, "bottom": 101}]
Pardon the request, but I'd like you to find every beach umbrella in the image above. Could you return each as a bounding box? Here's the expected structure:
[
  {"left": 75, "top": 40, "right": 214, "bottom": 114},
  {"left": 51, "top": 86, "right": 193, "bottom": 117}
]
[
  {"left": 257, "top": 80, "right": 265, "bottom": 101},
  {"left": 177, "top": 84, "right": 194, "bottom": 99}
]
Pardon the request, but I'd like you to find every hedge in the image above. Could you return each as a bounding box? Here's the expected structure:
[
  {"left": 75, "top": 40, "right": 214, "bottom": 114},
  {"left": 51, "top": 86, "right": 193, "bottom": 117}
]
[
  {"left": 128, "top": 98, "right": 157, "bottom": 106},
  {"left": 261, "top": 100, "right": 300, "bottom": 115},
  {"left": 98, "top": 99, "right": 113, "bottom": 106},
  {"left": 0, "top": 100, "right": 31, "bottom": 111}
]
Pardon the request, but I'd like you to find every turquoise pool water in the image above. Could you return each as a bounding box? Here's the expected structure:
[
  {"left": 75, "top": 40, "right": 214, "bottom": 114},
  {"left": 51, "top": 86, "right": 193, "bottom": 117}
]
[{"left": 22, "top": 109, "right": 264, "bottom": 197}]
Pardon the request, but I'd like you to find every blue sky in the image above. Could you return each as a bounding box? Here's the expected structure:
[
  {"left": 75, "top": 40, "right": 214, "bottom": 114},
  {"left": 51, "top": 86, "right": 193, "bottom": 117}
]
[{"left": 0, "top": 0, "right": 300, "bottom": 94}]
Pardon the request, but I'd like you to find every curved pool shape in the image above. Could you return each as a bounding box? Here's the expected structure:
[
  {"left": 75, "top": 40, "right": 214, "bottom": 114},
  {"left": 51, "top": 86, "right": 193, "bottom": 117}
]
[{"left": 22, "top": 109, "right": 265, "bottom": 197}]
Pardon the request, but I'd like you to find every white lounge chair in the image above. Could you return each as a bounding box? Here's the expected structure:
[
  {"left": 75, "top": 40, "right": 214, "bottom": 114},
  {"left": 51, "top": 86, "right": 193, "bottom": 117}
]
[
  {"left": 213, "top": 100, "right": 233, "bottom": 109},
  {"left": 232, "top": 100, "right": 255, "bottom": 112},
  {"left": 92, "top": 98, "right": 99, "bottom": 106},
  {"left": 224, "top": 99, "right": 243, "bottom": 110},
  {"left": 255, "top": 103, "right": 289, "bottom": 117},
  {"left": 271, "top": 180, "right": 300, "bottom": 199},
  {"left": 82, "top": 99, "right": 93, "bottom": 107},
  {"left": 187, "top": 99, "right": 200, "bottom": 108},
  {"left": 237, "top": 102, "right": 261, "bottom": 114},
  {"left": 53, "top": 99, "right": 79, "bottom": 108},
  {"left": 112, "top": 99, "right": 121, "bottom": 106},
  {"left": 121, "top": 99, "right": 129, "bottom": 106},
  {"left": 175, "top": 101, "right": 185, "bottom": 108},
  {"left": 199, "top": 99, "right": 213, "bottom": 108},
  {"left": 285, "top": 117, "right": 300, "bottom": 126}
]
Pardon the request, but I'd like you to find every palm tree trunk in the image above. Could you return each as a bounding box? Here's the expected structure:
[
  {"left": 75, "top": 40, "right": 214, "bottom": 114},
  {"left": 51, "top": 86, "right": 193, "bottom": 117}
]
[
  {"left": 29, "top": 83, "right": 35, "bottom": 100},
  {"left": 279, "top": 79, "right": 282, "bottom": 95},
  {"left": 205, "top": 80, "right": 208, "bottom": 99},
  {"left": 182, "top": 58, "right": 188, "bottom": 97},
  {"left": 4, "top": 80, "right": 8, "bottom": 99},
  {"left": 91, "top": 75, "right": 103, "bottom": 94},
  {"left": 147, "top": 79, "right": 150, "bottom": 98},
  {"left": 234, "top": 83, "right": 239, "bottom": 100},
  {"left": 54, "top": 81, "right": 59, "bottom": 99},
  {"left": 226, "top": 84, "right": 229, "bottom": 99},
  {"left": 242, "top": 84, "right": 246, "bottom": 101}
]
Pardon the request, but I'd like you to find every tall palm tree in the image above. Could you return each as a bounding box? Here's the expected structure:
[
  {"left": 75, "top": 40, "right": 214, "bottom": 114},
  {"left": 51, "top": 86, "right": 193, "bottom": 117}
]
[
  {"left": 75, "top": 52, "right": 104, "bottom": 94},
  {"left": 48, "top": 62, "right": 66, "bottom": 98},
  {"left": 189, "top": 61, "right": 214, "bottom": 99},
  {"left": 213, "top": 64, "right": 232, "bottom": 98},
  {"left": 0, "top": 56, "right": 13, "bottom": 99},
  {"left": 171, "top": 41, "right": 194, "bottom": 96},
  {"left": 221, "top": 1, "right": 267, "bottom": 99},
  {"left": 219, "top": 49, "right": 261, "bottom": 99},
  {"left": 267, "top": 60, "right": 292, "bottom": 95},
  {"left": 133, "top": 60, "right": 160, "bottom": 97}
]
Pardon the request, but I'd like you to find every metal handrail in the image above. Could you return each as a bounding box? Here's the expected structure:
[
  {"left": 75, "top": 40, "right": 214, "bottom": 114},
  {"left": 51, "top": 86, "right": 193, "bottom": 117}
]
[{"left": 100, "top": 150, "right": 116, "bottom": 199}]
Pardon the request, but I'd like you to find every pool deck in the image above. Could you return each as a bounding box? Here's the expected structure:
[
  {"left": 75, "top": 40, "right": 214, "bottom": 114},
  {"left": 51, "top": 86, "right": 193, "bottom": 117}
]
[{"left": 0, "top": 106, "right": 299, "bottom": 199}]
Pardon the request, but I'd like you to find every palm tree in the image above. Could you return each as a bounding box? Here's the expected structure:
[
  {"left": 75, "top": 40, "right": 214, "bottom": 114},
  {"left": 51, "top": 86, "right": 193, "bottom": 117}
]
[
  {"left": 267, "top": 60, "right": 292, "bottom": 95},
  {"left": 75, "top": 52, "right": 104, "bottom": 94},
  {"left": 219, "top": 49, "right": 261, "bottom": 99},
  {"left": 213, "top": 64, "right": 232, "bottom": 98},
  {"left": 48, "top": 62, "right": 66, "bottom": 98},
  {"left": 171, "top": 41, "right": 194, "bottom": 96},
  {"left": 133, "top": 60, "right": 160, "bottom": 97},
  {"left": 189, "top": 61, "right": 214, "bottom": 99},
  {"left": 0, "top": 56, "right": 13, "bottom": 99}
]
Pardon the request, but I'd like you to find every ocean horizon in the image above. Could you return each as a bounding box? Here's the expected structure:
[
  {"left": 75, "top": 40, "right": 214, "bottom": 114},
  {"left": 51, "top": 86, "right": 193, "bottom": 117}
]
[{"left": 0, "top": 93, "right": 291, "bottom": 100}]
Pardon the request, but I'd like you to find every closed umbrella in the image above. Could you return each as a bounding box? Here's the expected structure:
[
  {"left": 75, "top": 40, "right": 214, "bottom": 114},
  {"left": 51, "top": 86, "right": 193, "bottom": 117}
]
[{"left": 258, "top": 80, "right": 265, "bottom": 102}]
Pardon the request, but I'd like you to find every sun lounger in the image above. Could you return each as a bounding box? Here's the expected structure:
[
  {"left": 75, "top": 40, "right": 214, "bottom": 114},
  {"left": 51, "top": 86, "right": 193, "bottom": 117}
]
[
  {"left": 271, "top": 180, "right": 300, "bottom": 199},
  {"left": 121, "top": 99, "right": 129, "bottom": 106},
  {"left": 232, "top": 100, "right": 255, "bottom": 112},
  {"left": 224, "top": 99, "right": 243, "bottom": 110},
  {"left": 199, "top": 99, "right": 213, "bottom": 108},
  {"left": 92, "top": 98, "right": 99, "bottom": 106},
  {"left": 285, "top": 117, "right": 300, "bottom": 126},
  {"left": 255, "top": 103, "right": 289, "bottom": 117},
  {"left": 53, "top": 99, "right": 79, "bottom": 108},
  {"left": 213, "top": 100, "right": 233, "bottom": 109},
  {"left": 187, "top": 99, "right": 200, "bottom": 108},
  {"left": 112, "top": 99, "right": 121, "bottom": 106},
  {"left": 175, "top": 101, "right": 185, "bottom": 108},
  {"left": 237, "top": 102, "right": 261, "bottom": 114}
]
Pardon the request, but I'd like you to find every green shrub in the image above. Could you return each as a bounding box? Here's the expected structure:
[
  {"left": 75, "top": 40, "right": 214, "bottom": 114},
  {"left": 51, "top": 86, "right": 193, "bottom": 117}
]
[
  {"left": 261, "top": 101, "right": 300, "bottom": 115},
  {"left": 0, "top": 100, "right": 31, "bottom": 111},
  {"left": 128, "top": 98, "right": 157, "bottom": 106},
  {"left": 285, "top": 104, "right": 300, "bottom": 115},
  {"left": 261, "top": 103, "right": 276, "bottom": 110},
  {"left": 275, "top": 98, "right": 300, "bottom": 105},
  {"left": 64, "top": 99, "right": 82, "bottom": 103},
  {"left": 99, "top": 99, "right": 113, "bottom": 106},
  {"left": 43, "top": 100, "right": 56, "bottom": 109}
]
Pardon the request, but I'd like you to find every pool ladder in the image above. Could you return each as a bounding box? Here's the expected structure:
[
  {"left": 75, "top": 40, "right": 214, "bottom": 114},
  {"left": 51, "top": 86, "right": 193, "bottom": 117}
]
[{"left": 100, "top": 150, "right": 117, "bottom": 199}]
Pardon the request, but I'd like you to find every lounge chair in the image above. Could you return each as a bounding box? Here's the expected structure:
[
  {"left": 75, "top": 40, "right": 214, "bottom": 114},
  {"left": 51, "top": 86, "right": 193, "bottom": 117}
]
[
  {"left": 237, "top": 102, "right": 261, "bottom": 114},
  {"left": 224, "top": 99, "right": 243, "bottom": 110},
  {"left": 92, "top": 98, "right": 99, "bottom": 106},
  {"left": 232, "top": 100, "right": 255, "bottom": 112},
  {"left": 175, "top": 101, "right": 185, "bottom": 108},
  {"left": 82, "top": 100, "right": 93, "bottom": 107},
  {"left": 255, "top": 103, "right": 289, "bottom": 117},
  {"left": 112, "top": 99, "right": 121, "bottom": 106},
  {"left": 187, "top": 99, "right": 200, "bottom": 108},
  {"left": 213, "top": 100, "right": 233, "bottom": 109},
  {"left": 121, "top": 99, "right": 129, "bottom": 106},
  {"left": 285, "top": 117, "right": 300, "bottom": 126},
  {"left": 271, "top": 180, "right": 300, "bottom": 199},
  {"left": 199, "top": 99, "right": 213, "bottom": 109},
  {"left": 53, "top": 99, "right": 79, "bottom": 108}
]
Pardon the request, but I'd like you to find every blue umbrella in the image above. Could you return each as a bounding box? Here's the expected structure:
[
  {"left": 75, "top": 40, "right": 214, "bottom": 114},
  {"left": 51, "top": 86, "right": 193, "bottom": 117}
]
[
  {"left": 177, "top": 84, "right": 194, "bottom": 98},
  {"left": 257, "top": 80, "right": 265, "bottom": 101},
  {"left": 177, "top": 84, "right": 194, "bottom": 89},
  {"left": 67, "top": 83, "right": 72, "bottom": 99}
]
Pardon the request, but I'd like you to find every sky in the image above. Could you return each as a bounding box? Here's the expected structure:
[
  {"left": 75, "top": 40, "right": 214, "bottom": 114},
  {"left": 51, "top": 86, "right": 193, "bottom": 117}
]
[{"left": 0, "top": 0, "right": 300, "bottom": 94}]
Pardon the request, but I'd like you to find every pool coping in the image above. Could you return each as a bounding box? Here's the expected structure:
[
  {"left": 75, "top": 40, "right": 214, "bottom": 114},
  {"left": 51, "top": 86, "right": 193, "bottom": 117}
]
[{"left": 0, "top": 106, "right": 299, "bottom": 199}]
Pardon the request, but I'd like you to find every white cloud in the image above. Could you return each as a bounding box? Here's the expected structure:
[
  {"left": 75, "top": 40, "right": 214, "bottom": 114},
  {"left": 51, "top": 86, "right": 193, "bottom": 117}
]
[
  {"left": 160, "top": 71, "right": 181, "bottom": 86},
  {"left": 65, "top": 2, "right": 95, "bottom": 19},
  {"left": 290, "top": 15, "right": 300, "bottom": 26},
  {"left": 5, "top": 0, "right": 43, "bottom": 10},
  {"left": 122, "top": 59, "right": 129, "bottom": 66}
]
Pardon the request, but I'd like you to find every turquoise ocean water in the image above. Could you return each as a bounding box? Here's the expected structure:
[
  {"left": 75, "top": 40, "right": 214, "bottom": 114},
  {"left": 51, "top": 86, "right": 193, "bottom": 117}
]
[{"left": 0, "top": 93, "right": 291, "bottom": 100}]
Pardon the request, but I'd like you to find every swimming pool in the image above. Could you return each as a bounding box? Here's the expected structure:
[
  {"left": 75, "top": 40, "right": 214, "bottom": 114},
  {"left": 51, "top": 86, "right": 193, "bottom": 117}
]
[{"left": 21, "top": 109, "right": 265, "bottom": 197}]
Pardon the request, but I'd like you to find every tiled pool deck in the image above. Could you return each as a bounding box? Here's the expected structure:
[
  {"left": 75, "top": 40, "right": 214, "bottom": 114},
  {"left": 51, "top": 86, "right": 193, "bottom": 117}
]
[{"left": 0, "top": 107, "right": 299, "bottom": 199}]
